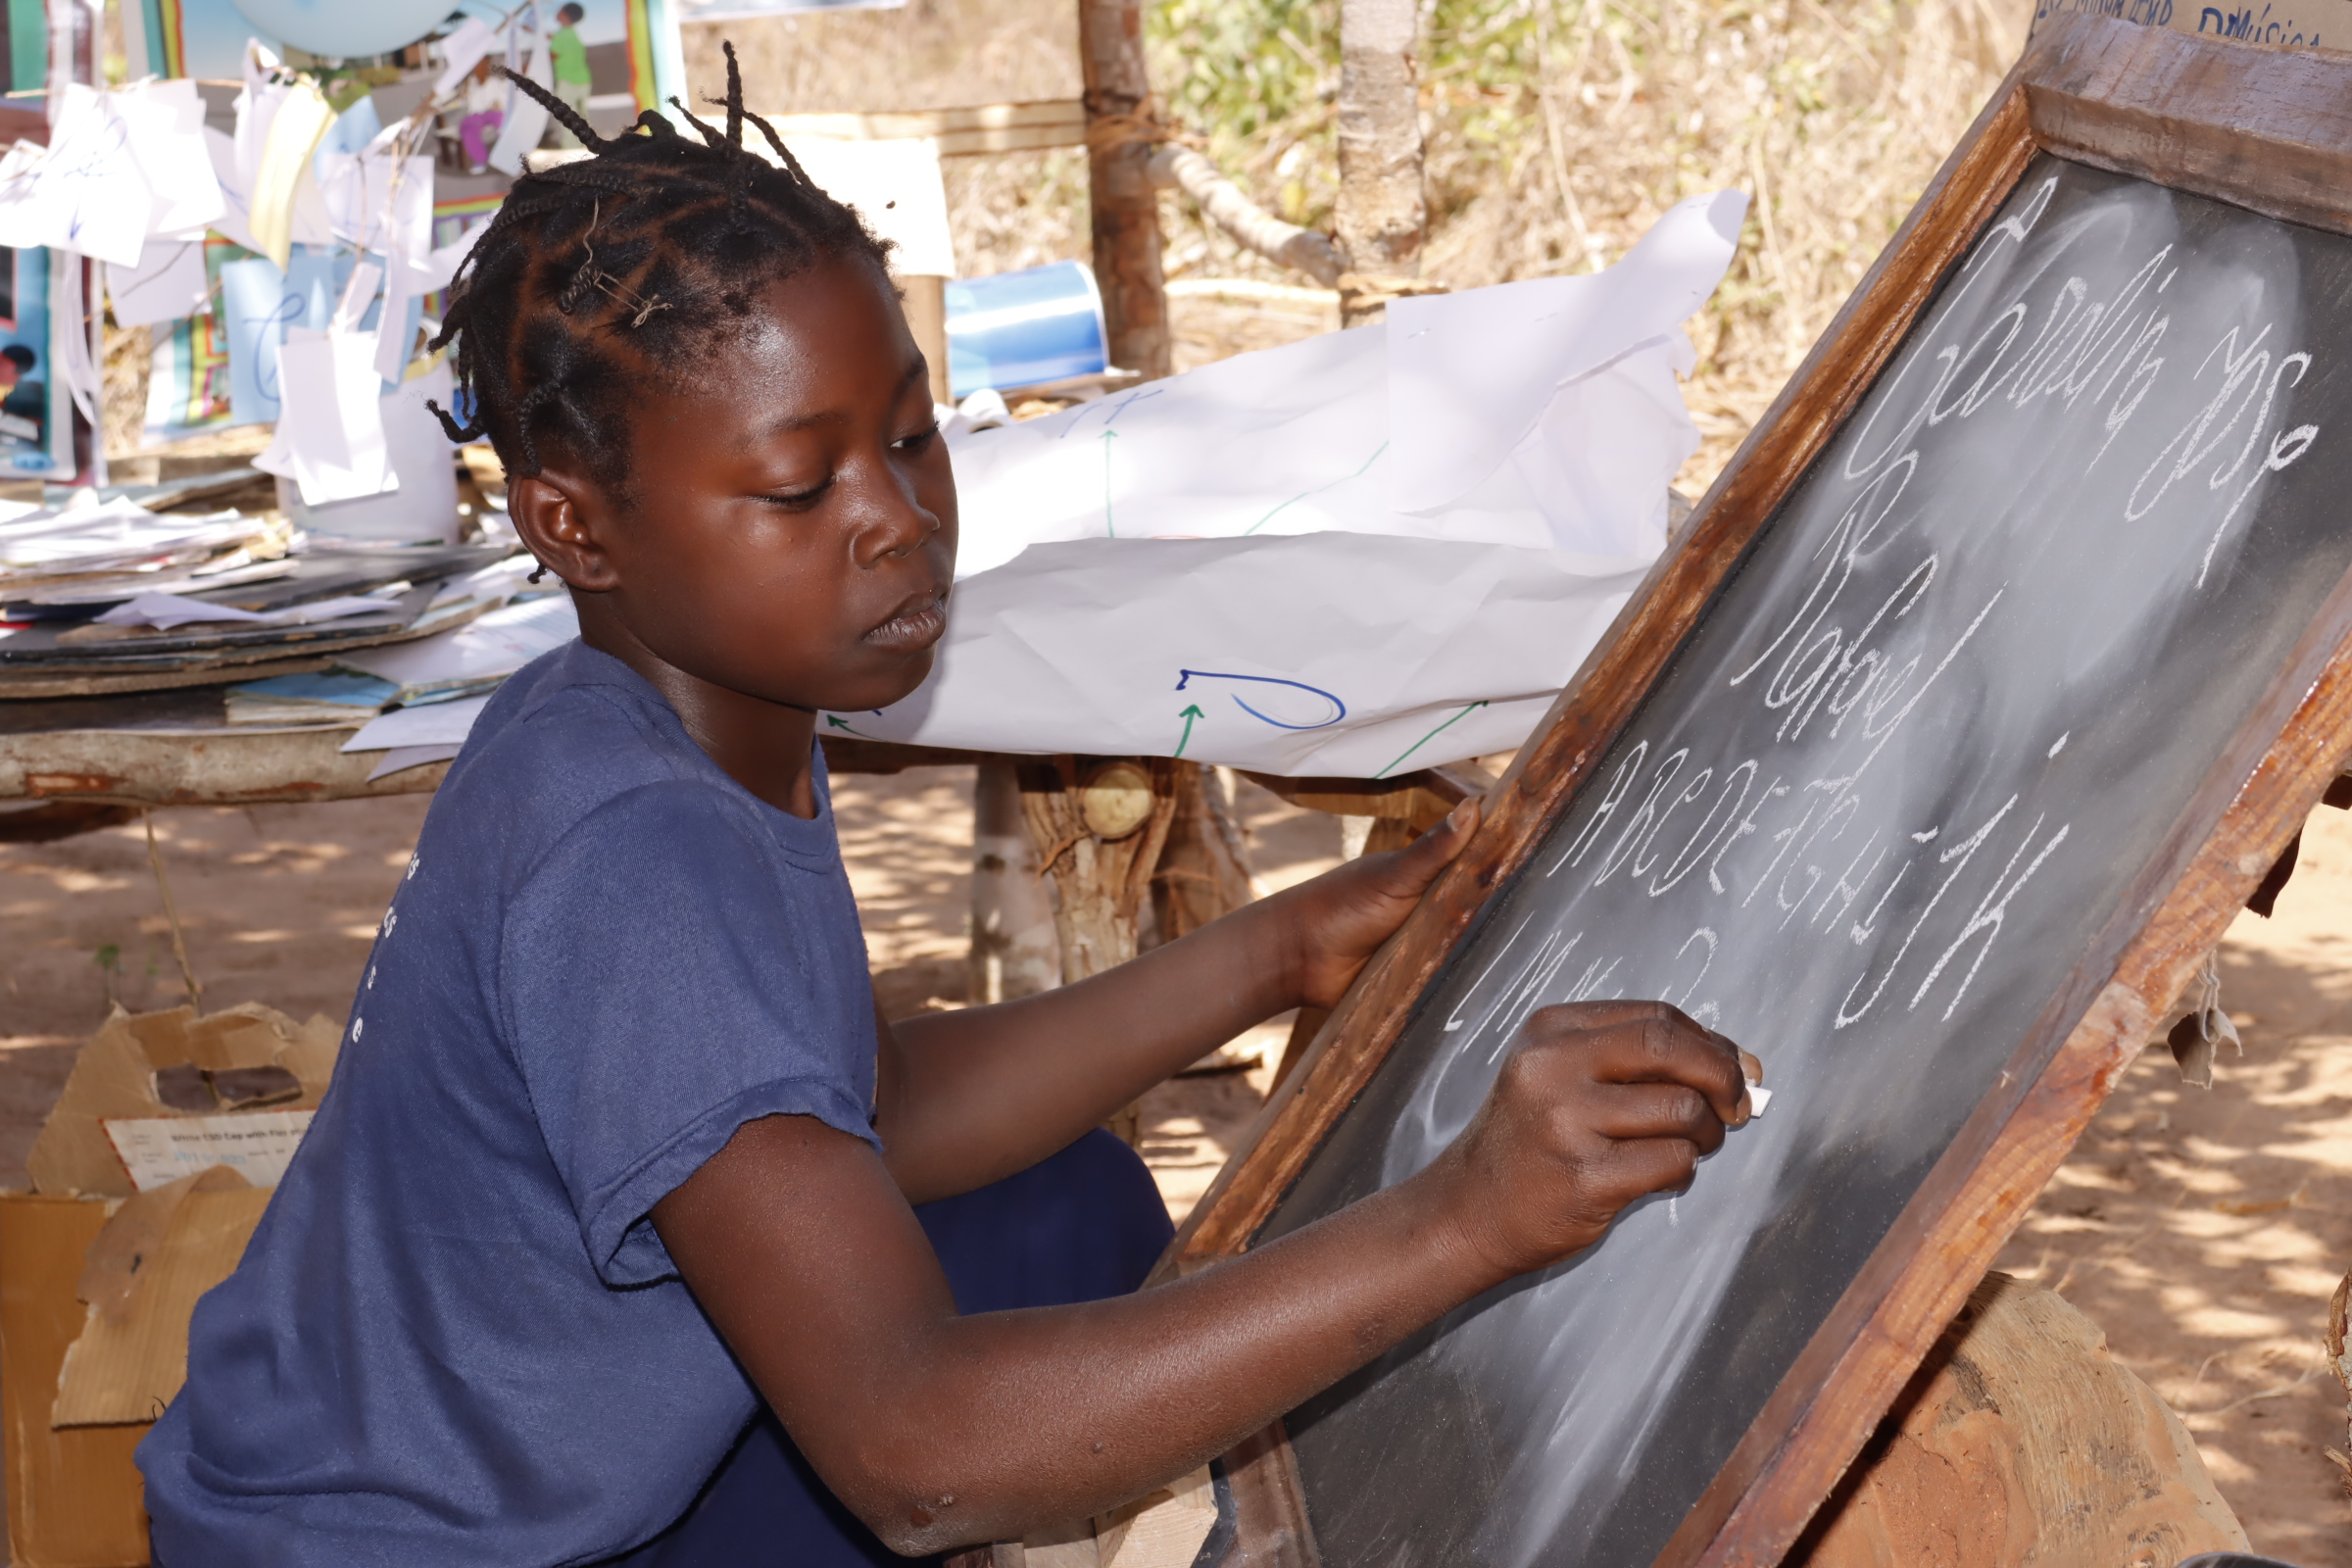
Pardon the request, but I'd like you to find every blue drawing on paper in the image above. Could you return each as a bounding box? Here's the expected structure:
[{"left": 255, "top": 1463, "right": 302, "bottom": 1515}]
[{"left": 1175, "top": 669, "right": 1347, "bottom": 730}]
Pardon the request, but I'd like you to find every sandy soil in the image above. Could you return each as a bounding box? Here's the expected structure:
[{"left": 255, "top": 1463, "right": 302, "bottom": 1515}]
[{"left": 6, "top": 776, "right": 2352, "bottom": 1556}]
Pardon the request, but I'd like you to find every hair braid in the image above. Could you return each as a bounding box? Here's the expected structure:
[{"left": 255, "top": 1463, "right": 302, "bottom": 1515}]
[{"left": 432, "top": 48, "right": 896, "bottom": 492}]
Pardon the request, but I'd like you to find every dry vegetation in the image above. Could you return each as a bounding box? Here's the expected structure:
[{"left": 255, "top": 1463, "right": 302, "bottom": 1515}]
[{"left": 685, "top": 0, "right": 2030, "bottom": 488}]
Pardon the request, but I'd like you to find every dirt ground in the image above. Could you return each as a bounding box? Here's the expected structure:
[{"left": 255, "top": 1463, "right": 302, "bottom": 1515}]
[{"left": 7, "top": 775, "right": 2352, "bottom": 1557}]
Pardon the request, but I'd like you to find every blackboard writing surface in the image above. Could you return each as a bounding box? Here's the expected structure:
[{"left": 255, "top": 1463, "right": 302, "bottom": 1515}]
[{"left": 1250, "top": 154, "right": 2352, "bottom": 1567}]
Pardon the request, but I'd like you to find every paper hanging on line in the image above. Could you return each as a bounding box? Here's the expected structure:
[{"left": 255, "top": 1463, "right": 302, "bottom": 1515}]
[
  {"left": 253, "top": 326, "right": 394, "bottom": 506},
  {"left": 114, "top": 77, "right": 225, "bottom": 243},
  {"left": 820, "top": 533, "right": 1650, "bottom": 775},
  {"left": 107, "top": 238, "right": 211, "bottom": 328},
  {"left": 489, "top": 34, "right": 555, "bottom": 177}
]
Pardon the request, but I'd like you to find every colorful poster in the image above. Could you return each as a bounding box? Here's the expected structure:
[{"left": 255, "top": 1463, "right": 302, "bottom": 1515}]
[
  {"left": 143, "top": 233, "right": 255, "bottom": 445},
  {"left": 127, "top": 0, "right": 254, "bottom": 81},
  {"left": 0, "top": 246, "right": 71, "bottom": 476},
  {"left": 674, "top": 0, "right": 904, "bottom": 17}
]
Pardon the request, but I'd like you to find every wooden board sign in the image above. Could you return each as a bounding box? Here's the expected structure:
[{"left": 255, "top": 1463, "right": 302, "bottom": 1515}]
[{"left": 1165, "top": 16, "right": 2352, "bottom": 1567}]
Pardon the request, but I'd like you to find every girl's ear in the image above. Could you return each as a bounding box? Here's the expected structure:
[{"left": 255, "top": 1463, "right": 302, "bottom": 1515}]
[{"left": 508, "top": 467, "right": 623, "bottom": 593}]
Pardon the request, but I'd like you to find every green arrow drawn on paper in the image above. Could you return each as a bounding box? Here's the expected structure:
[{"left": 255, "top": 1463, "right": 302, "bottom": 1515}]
[
  {"left": 1174, "top": 703, "right": 1205, "bottom": 758},
  {"left": 1372, "top": 700, "right": 1489, "bottom": 780},
  {"left": 1100, "top": 426, "right": 1119, "bottom": 538}
]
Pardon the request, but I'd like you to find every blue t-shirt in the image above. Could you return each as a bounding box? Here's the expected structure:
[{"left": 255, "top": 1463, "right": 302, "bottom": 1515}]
[{"left": 139, "top": 640, "right": 883, "bottom": 1566}]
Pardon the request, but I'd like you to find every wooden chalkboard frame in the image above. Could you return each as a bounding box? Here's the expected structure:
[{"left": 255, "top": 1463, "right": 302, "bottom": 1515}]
[{"left": 1164, "top": 16, "right": 2352, "bottom": 1567}]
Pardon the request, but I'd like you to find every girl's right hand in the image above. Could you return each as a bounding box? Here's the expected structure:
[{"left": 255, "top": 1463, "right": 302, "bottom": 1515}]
[{"left": 1424, "top": 1001, "right": 1757, "bottom": 1279}]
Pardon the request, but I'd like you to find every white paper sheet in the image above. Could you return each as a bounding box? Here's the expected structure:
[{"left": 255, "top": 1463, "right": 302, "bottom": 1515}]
[
  {"left": 114, "top": 77, "right": 224, "bottom": 241},
  {"left": 1384, "top": 190, "right": 1745, "bottom": 514},
  {"left": 337, "top": 592, "right": 580, "bottom": 698},
  {"left": 253, "top": 326, "right": 394, "bottom": 505},
  {"left": 432, "top": 19, "right": 501, "bottom": 98},
  {"left": 0, "top": 85, "right": 149, "bottom": 266},
  {"left": 488, "top": 37, "right": 554, "bottom": 177},
  {"left": 771, "top": 135, "right": 956, "bottom": 278},
  {"left": 201, "top": 124, "right": 262, "bottom": 253},
  {"left": 878, "top": 199, "right": 1740, "bottom": 773},
  {"left": 942, "top": 197, "right": 1737, "bottom": 581},
  {"left": 106, "top": 237, "right": 211, "bottom": 327},
  {"left": 342, "top": 692, "right": 493, "bottom": 752},
  {"left": 818, "top": 534, "right": 1650, "bottom": 775},
  {"left": 367, "top": 743, "right": 463, "bottom": 780},
  {"left": 95, "top": 590, "right": 391, "bottom": 630}
]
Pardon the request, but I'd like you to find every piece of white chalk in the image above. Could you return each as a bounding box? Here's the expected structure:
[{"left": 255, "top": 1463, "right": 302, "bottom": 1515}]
[{"left": 1745, "top": 1085, "right": 1773, "bottom": 1117}]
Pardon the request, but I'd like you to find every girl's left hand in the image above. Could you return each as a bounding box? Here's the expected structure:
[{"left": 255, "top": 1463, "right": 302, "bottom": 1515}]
[{"left": 1278, "top": 797, "right": 1482, "bottom": 1010}]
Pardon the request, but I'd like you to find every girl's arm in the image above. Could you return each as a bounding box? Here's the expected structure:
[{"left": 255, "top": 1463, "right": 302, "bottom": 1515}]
[
  {"left": 874, "top": 803, "right": 1480, "bottom": 1202},
  {"left": 656, "top": 999, "right": 1751, "bottom": 1555}
]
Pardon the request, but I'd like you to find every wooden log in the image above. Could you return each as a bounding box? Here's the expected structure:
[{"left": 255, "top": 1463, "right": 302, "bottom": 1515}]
[
  {"left": 1151, "top": 761, "right": 1256, "bottom": 945},
  {"left": 901, "top": 274, "right": 953, "bottom": 408},
  {"left": 1334, "top": 0, "right": 1428, "bottom": 326},
  {"left": 1146, "top": 145, "right": 1345, "bottom": 287},
  {"left": 761, "top": 99, "right": 1088, "bottom": 159},
  {"left": 1788, "top": 1273, "right": 2247, "bottom": 1567},
  {"left": 1016, "top": 757, "right": 1181, "bottom": 1143},
  {"left": 971, "top": 759, "right": 1064, "bottom": 1004},
  {"left": 1076, "top": 0, "right": 1171, "bottom": 380}
]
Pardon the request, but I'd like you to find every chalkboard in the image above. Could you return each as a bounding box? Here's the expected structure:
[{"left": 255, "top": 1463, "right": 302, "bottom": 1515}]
[{"left": 1166, "top": 24, "right": 2352, "bottom": 1568}]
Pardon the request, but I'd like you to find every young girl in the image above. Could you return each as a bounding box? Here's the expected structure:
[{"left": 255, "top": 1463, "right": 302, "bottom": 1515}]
[{"left": 138, "top": 56, "right": 1753, "bottom": 1566}]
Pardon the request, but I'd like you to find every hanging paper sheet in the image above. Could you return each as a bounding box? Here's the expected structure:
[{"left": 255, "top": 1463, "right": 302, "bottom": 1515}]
[
  {"left": 220, "top": 245, "right": 348, "bottom": 427},
  {"left": 143, "top": 234, "right": 254, "bottom": 446}
]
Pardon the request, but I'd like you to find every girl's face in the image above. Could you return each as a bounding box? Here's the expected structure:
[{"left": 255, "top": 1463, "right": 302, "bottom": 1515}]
[{"left": 529, "top": 254, "right": 958, "bottom": 720}]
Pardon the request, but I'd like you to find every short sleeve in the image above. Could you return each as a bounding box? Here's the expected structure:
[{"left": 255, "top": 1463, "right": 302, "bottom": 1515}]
[{"left": 500, "top": 780, "right": 880, "bottom": 1286}]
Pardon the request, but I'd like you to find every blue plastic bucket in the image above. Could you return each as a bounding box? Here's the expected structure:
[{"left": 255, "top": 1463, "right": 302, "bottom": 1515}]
[{"left": 944, "top": 260, "right": 1107, "bottom": 399}]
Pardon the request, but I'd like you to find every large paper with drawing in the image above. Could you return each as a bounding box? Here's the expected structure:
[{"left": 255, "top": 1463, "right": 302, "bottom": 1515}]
[{"left": 1250, "top": 156, "right": 2352, "bottom": 1565}]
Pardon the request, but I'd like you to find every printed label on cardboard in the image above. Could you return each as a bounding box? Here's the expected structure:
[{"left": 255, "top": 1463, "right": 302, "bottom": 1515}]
[{"left": 101, "top": 1109, "right": 314, "bottom": 1192}]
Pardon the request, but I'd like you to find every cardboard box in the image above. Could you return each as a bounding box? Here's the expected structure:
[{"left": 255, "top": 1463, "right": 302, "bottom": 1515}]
[
  {"left": 3, "top": 1004, "right": 339, "bottom": 1564},
  {"left": 0, "top": 1194, "right": 149, "bottom": 1568}
]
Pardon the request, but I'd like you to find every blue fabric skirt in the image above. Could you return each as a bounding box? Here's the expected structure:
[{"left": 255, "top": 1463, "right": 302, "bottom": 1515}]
[{"left": 607, "top": 1128, "right": 1176, "bottom": 1566}]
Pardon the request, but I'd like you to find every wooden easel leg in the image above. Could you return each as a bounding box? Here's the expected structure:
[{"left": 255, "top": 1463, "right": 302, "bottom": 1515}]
[{"left": 1270, "top": 812, "right": 1413, "bottom": 1091}]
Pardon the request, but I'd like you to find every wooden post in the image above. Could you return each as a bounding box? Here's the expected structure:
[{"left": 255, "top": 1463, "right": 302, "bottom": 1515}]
[
  {"left": 969, "top": 759, "right": 1063, "bottom": 1004},
  {"left": 901, "top": 274, "right": 954, "bottom": 408},
  {"left": 1150, "top": 762, "right": 1257, "bottom": 945},
  {"left": 1335, "top": 0, "right": 1428, "bottom": 327},
  {"left": 1017, "top": 757, "right": 1181, "bottom": 1144},
  {"left": 1077, "top": 0, "right": 1172, "bottom": 380}
]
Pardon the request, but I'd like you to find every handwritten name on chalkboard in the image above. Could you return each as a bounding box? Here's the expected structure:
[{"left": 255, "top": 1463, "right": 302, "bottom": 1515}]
[{"left": 1255, "top": 156, "right": 2352, "bottom": 1567}]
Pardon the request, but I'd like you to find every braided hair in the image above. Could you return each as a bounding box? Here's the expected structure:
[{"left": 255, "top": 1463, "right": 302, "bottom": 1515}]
[{"left": 428, "top": 44, "right": 896, "bottom": 496}]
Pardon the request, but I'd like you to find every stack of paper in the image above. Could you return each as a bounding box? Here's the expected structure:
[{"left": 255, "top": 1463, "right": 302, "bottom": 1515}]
[
  {"left": 0, "top": 500, "right": 283, "bottom": 606},
  {"left": 224, "top": 671, "right": 399, "bottom": 726},
  {"left": 336, "top": 593, "right": 579, "bottom": 708}
]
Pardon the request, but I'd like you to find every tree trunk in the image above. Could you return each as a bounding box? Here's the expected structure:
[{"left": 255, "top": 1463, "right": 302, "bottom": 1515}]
[
  {"left": 1016, "top": 758, "right": 1182, "bottom": 1145},
  {"left": 1077, "top": 0, "right": 1171, "bottom": 380},
  {"left": 1150, "top": 762, "right": 1257, "bottom": 946},
  {"left": 1335, "top": 0, "right": 1427, "bottom": 326},
  {"left": 969, "top": 759, "right": 1062, "bottom": 1005}
]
